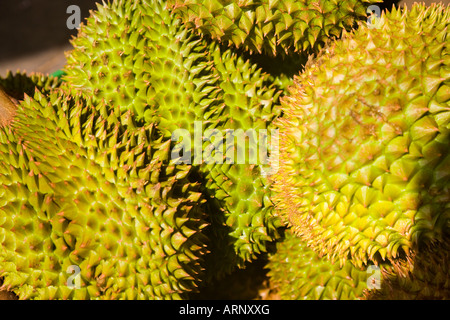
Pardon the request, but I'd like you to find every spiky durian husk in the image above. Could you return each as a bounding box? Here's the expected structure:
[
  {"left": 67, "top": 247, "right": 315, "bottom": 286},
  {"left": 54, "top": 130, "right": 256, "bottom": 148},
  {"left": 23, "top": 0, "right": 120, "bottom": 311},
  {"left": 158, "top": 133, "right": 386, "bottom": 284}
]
[
  {"left": 197, "top": 41, "right": 284, "bottom": 267},
  {"left": 365, "top": 239, "right": 450, "bottom": 300},
  {"left": 64, "top": 0, "right": 285, "bottom": 274},
  {"left": 271, "top": 3, "right": 450, "bottom": 269},
  {"left": 166, "top": 0, "right": 381, "bottom": 56},
  {"left": 0, "top": 84, "right": 208, "bottom": 299},
  {"left": 266, "top": 229, "right": 370, "bottom": 300},
  {"left": 0, "top": 71, "right": 61, "bottom": 100},
  {"left": 64, "top": 0, "right": 223, "bottom": 130}
]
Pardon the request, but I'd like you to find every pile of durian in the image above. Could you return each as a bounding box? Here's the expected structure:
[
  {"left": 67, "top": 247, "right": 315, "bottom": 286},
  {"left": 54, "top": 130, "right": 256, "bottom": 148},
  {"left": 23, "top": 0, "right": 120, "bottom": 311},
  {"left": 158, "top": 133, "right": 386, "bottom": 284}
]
[{"left": 0, "top": 0, "right": 449, "bottom": 300}]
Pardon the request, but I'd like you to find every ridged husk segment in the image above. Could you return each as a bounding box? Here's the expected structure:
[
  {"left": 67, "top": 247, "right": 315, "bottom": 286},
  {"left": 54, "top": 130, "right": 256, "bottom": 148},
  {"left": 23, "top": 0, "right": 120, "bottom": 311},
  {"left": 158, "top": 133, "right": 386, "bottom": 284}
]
[
  {"left": 0, "top": 85, "right": 208, "bottom": 299},
  {"left": 365, "top": 239, "right": 450, "bottom": 299},
  {"left": 271, "top": 3, "right": 450, "bottom": 269},
  {"left": 268, "top": 230, "right": 450, "bottom": 300},
  {"left": 0, "top": 71, "right": 61, "bottom": 128},
  {"left": 64, "top": 0, "right": 222, "bottom": 129},
  {"left": 0, "top": 71, "right": 61, "bottom": 99},
  {"left": 266, "top": 229, "right": 370, "bottom": 300},
  {"left": 166, "top": 0, "right": 381, "bottom": 56},
  {"left": 196, "top": 42, "right": 284, "bottom": 267},
  {"left": 0, "top": 87, "right": 16, "bottom": 128},
  {"left": 63, "top": 0, "right": 285, "bottom": 273}
]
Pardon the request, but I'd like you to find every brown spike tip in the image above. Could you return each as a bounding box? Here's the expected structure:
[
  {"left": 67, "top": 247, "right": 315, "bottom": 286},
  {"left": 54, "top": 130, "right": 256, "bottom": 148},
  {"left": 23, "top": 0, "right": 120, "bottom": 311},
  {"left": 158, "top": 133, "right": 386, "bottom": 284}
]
[{"left": 0, "top": 85, "right": 18, "bottom": 128}]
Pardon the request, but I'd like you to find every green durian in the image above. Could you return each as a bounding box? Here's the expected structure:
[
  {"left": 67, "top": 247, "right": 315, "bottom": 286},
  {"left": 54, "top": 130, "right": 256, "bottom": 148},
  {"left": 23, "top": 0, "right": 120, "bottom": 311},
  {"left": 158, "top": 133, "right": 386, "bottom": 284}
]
[
  {"left": 64, "top": 0, "right": 285, "bottom": 273},
  {"left": 271, "top": 3, "right": 450, "bottom": 271},
  {"left": 197, "top": 41, "right": 284, "bottom": 267},
  {"left": 64, "top": 0, "right": 221, "bottom": 129},
  {"left": 365, "top": 239, "right": 450, "bottom": 299},
  {"left": 266, "top": 229, "right": 370, "bottom": 300},
  {"left": 166, "top": 0, "right": 382, "bottom": 56},
  {"left": 0, "top": 71, "right": 61, "bottom": 101},
  {"left": 0, "top": 82, "right": 208, "bottom": 299}
]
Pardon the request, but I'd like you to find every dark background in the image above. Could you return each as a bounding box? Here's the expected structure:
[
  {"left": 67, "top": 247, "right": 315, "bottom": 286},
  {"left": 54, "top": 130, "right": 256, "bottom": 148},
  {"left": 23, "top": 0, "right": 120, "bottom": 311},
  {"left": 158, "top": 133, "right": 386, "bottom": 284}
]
[{"left": 0, "top": 0, "right": 100, "bottom": 76}]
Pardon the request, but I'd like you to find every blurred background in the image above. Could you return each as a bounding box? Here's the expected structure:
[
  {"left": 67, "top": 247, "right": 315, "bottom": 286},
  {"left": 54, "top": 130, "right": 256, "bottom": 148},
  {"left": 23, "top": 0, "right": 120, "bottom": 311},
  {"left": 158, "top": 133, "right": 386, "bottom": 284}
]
[
  {"left": 0, "top": 0, "right": 446, "bottom": 77},
  {"left": 0, "top": 0, "right": 99, "bottom": 77}
]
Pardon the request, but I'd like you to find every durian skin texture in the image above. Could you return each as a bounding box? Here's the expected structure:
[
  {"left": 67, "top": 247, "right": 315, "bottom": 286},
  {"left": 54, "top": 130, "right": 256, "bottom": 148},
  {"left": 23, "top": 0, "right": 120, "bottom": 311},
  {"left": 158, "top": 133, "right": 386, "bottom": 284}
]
[
  {"left": 0, "top": 71, "right": 61, "bottom": 100},
  {"left": 64, "top": 0, "right": 285, "bottom": 272},
  {"left": 364, "top": 238, "right": 450, "bottom": 299},
  {"left": 165, "top": 0, "right": 382, "bottom": 56},
  {"left": 271, "top": 3, "right": 450, "bottom": 269},
  {"left": 0, "top": 82, "right": 208, "bottom": 299},
  {"left": 266, "top": 229, "right": 370, "bottom": 300}
]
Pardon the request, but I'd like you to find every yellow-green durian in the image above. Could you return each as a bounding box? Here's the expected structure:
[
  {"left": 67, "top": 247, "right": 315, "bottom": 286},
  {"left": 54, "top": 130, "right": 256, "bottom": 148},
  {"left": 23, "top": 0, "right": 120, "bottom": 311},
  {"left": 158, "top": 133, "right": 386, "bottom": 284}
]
[
  {"left": 0, "top": 82, "right": 208, "bottom": 299},
  {"left": 271, "top": 3, "right": 450, "bottom": 269}
]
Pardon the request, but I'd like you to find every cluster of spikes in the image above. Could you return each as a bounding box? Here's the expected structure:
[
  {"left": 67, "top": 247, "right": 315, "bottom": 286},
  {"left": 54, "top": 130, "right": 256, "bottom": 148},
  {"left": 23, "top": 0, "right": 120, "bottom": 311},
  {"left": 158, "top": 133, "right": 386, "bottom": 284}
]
[
  {"left": 0, "top": 73, "right": 208, "bottom": 299},
  {"left": 165, "top": 0, "right": 382, "bottom": 56},
  {"left": 270, "top": 3, "right": 450, "bottom": 299},
  {"left": 0, "top": 0, "right": 449, "bottom": 300}
]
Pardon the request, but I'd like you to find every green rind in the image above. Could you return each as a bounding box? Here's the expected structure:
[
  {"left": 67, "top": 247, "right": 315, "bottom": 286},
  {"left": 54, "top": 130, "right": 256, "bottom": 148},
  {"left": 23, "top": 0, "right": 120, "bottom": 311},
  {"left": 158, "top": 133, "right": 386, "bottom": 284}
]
[
  {"left": 166, "top": 0, "right": 381, "bottom": 56},
  {"left": 266, "top": 229, "right": 370, "bottom": 300},
  {"left": 0, "top": 85, "right": 208, "bottom": 299},
  {"left": 63, "top": 0, "right": 286, "bottom": 273},
  {"left": 271, "top": 4, "right": 450, "bottom": 268},
  {"left": 0, "top": 71, "right": 61, "bottom": 100},
  {"left": 365, "top": 239, "right": 450, "bottom": 299}
]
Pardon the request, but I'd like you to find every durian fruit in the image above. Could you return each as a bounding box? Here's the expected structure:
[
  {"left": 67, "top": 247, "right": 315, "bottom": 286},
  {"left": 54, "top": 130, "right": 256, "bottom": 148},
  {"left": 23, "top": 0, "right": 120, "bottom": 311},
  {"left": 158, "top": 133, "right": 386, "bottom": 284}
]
[
  {"left": 64, "top": 0, "right": 284, "bottom": 273},
  {"left": 197, "top": 41, "right": 284, "bottom": 268},
  {"left": 0, "top": 83, "right": 208, "bottom": 299},
  {"left": 271, "top": 3, "right": 450, "bottom": 272},
  {"left": 0, "top": 71, "right": 61, "bottom": 101},
  {"left": 365, "top": 239, "right": 450, "bottom": 299},
  {"left": 166, "top": 0, "right": 381, "bottom": 56},
  {"left": 266, "top": 229, "right": 370, "bottom": 300},
  {"left": 0, "top": 72, "right": 61, "bottom": 300},
  {"left": 64, "top": 0, "right": 222, "bottom": 128}
]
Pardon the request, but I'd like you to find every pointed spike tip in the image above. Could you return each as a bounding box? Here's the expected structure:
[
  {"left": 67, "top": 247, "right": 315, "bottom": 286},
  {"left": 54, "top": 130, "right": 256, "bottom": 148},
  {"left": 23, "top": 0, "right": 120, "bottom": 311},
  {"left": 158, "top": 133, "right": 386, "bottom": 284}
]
[{"left": 0, "top": 85, "right": 18, "bottom": 128}]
